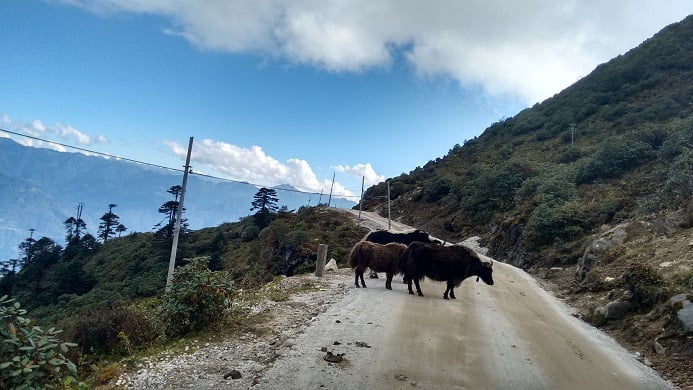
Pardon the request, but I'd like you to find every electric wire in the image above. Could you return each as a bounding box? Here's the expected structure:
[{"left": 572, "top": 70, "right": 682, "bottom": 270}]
[{"left": 1, "top": 128, "right": 369, "bottom": 199}]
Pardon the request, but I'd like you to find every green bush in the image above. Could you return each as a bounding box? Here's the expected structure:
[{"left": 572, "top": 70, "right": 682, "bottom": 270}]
[
  {"left": 422, "top": 177, "right": 453, "bottom": 202},
  {"left": 1, "top": 295, "right": 79, "bottom": 389},
  {"left": 525, "top": 201, "right": 592, "bottom": 247},
  {"left": 576, "top": 136, "right": 653, "bottom": 184},
  {"left": 156, "top": 257, "right": 235, "bottom": 337},
  {"left": 459, "top": 160, "right": 530, "bottom": 223},
  {"left": 623, "top": 264, "right": 668, "bottom": 309},
  {"left": 65, "top": 305, "right": 157, "bottom": 356},
  {"left": 515, "top": 165, "right": 577, "bottom": 205}
]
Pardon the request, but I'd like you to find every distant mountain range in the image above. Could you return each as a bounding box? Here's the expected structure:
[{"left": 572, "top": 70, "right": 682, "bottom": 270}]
[{"left": 0, "top": 138, "right": 355, "bottom": 260}]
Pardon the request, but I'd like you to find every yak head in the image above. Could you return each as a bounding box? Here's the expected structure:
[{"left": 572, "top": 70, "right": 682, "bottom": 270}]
[{"left": 475, "top": 260, "right": 494, "bottom": 285}]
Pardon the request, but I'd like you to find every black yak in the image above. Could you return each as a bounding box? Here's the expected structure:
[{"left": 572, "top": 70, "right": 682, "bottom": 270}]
[
  {"left": 400, "top": 242, "right": 494, "bottom": 299},
  {"left": 349, "top": 241, "right": 408, "bottom": 289},
  {"left": 364, "top": 229, "right": 441, "bottom": 246},
  {"left": 364, "top": 229, "right": 441, "bottom": 279}
]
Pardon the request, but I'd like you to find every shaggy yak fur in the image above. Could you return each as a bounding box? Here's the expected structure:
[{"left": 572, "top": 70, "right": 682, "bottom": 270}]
[
  {"left": 364, "top": 229, "right": 441, "bottom": 279},
  {"left": 364, "top": 229, "right": 439, "bottom": 245},
  {"left": 399, "top": 242, "right": 494, "bottom": 299},
  {"left": 349, "top": 241, "right": 408, "bottom": 289}
]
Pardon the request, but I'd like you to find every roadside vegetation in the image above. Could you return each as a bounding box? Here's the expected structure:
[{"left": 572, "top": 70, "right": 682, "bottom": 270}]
[{"left": 0, "top": 197, "right": 367, "bottom": 387}]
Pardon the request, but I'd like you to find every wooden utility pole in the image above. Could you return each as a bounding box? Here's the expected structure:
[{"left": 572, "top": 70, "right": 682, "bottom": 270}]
[
  {"left": 327, "top": 173, "right": 335, "bottom": 207},
  {"left": 166, "top": 136, "right": 194, "bottom": 292},
  {"left": 315, "top": 244, "right": 328, "bottom": 277},
  {"left": 358, "top": 176, "right": 364, "bottom": 225},
  {"left": 387, "top": 180, "right": 391, "bottom": 230}
]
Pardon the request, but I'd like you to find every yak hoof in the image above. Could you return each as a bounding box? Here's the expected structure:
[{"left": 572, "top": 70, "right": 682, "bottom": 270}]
[
  {"left": 417, "top": 292, "right": 424, "bottom": 297},
  {"left": 408, "top": 291, "right": 414, "bottom": 295},
  {"left": 355, "top": 284, "right": 360, "bottom": 288}
]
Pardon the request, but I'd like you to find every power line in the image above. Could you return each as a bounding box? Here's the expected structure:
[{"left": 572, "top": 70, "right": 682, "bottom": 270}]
[
  {"left": 1, "top": 128, "right": 365, "bottom": 199},
  {"left": 1, "top": 128, "right": 184, "bottom": 173}
]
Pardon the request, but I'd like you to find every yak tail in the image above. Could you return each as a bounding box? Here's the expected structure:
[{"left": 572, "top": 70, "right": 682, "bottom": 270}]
[{"left": 348, "top": 244, "right": 362, "bottom": 269}]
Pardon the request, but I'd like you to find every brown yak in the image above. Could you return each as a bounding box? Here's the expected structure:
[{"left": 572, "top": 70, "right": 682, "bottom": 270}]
[{"left": 349, "top": 241, "right": 407, "bottom": 289}]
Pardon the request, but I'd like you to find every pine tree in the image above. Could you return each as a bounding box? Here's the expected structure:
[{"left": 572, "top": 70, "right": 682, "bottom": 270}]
[
  {"left": 64, "top": 203, "right": 86, "bottom": 243},
  {"left": 155, "top": 185, "right": 188, "bottom": 239},
  {"left": 250, "top": 187, "right": 279, "bottom": 229},
  {"left": 98, "top": 203, "right": 123, "bottom": 242}
]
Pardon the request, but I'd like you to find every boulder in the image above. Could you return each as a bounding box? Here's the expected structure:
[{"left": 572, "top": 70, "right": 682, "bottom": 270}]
[
  {"left": 324, "top": 258, "right": 339, "bottom": 272},
  {"left": 223, "top": 370, "right": 242, "bottom": 380},
  {"left": 595, "top": 300, "right": 634, "bottom": 320},
  {"left": 576, "top": 223, "right": 629, "bottom": 280},
  {"left": 670, "top": 294, "right": 693, "bottom": 332}
]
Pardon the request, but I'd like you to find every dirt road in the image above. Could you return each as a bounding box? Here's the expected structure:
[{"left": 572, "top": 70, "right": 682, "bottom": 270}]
[{"left": 256, "top": 211, "right": 674, "bottom": 389}]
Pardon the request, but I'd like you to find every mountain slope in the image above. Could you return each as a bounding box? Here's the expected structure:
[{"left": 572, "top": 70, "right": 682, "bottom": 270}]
[
  {"left": 358, "top": 14, "right": 693, "bottom": 388},
  {"left": 361, "top": 15, "right": 692, "bottom": 266}
]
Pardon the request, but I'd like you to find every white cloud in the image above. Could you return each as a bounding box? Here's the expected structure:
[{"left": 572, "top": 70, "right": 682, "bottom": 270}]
[
  {"left": 56, "top": 123, "right": 93, "bottom": 145},
  {"left": 333, "top": 163, "right": 385, "bottom": 187},
  {"left": 1, "top": 114, "right": 110, "bottom": 148},
  {"left": 62, "top": 0, "right": 692, "bottom": 103},
  {"left": 27, "top": 120, "right": 47, "bottom": 137},
  {"left": 165, "top": 138, "right": 356, "bottom": 197}
]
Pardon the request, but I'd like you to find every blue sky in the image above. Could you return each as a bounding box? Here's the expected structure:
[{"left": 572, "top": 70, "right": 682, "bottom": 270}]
[{"left": 1, "top": 1, "right": 691, "bottom": 200}]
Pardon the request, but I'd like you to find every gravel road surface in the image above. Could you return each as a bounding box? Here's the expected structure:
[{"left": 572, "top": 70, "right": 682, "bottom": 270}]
[{"left": 255, "top": 260, "right": 674, "bottom": 389}]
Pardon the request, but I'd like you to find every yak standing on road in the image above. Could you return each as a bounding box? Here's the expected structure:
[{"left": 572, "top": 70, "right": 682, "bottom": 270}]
[
  {"left": 363, "top": 229, "right": 440, "bottom": 279},
  {"left": 349, "top": 241, "right": 408, "bottom": 289},
  {"left": 400, "top": 242, "right": 494, "bottom": 299},
  {"left": 364, "top": 229, "right": 439, "bottom": 246}
]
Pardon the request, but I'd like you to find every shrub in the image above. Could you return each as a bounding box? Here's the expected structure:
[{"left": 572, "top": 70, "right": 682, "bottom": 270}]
[
  {"left": 576, "top": 136, "right": 653, "bottom": 184},
  {"left": 525, "top": 201, "right": 592, "bottom": 247},
  {"left": 1, "top": 295, "right": 79, "bottom": 389},
  {"left": 65, "top": 305, "right": 157, "bottom": 356},
  {"left": 156, "top": 257, "right": 235, "bottom": 337},
  {"left": 623, "top": 264, "right": 668, "bottom": 309},
  {"left": 460, "top": 160, "right": 530, "bottom": 223},
  {"left": 422, "top": 177, "right": 452, "bottom": 202}
]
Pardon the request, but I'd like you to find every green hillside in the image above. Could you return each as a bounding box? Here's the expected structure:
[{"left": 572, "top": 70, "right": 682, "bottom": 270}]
[{"left": 362, "top": 15, "right": 692, "bottom": 266}]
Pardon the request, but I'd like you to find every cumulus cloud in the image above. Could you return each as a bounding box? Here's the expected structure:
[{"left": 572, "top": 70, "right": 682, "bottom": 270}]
[
  {"left": 56, "top": 123, "right": 93, "bottom": 145},
  {"left": 61, "top": 0, "right": 692, "bottom": 103},
  {"left": 165, "top": 138, "right": 357, "bottom": 198},
  {"left": 333, "top": 163, "right": 385, "bottom": 187},
  {"left": 1, "top": 114, "right": 109, "bottom": 149}
]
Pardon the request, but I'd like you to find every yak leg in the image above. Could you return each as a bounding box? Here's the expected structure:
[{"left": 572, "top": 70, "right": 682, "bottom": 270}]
[
  {"left": 443, "top": 281, "right": 456, "bottom": 299},
  {"left": 355, "top": 266, "right": 367, "bottom": 288},
  {"left": 385, "top": 272, "right": 393, "bottom": 290},
  {"left": 407, "top": 279, "right": 415, "bottom": 295},
  {"left": 413, "top": 278, "right": 424, "bottom": 297}
]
